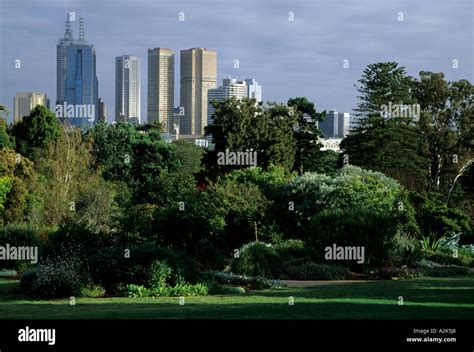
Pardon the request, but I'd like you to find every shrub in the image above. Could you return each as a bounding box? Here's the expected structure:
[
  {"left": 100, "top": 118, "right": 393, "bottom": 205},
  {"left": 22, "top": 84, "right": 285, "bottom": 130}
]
[
  {"left": 210, "top": 271, "right": 281, "bottom": 290},
  {"left": 19, "top": 268, "right": 38, "bottom": 293},
  {"left": 307, "top": 208, "right": 399, "bottom": 269},
  {"left": 391, "top": 235, "right": 422, "bottom": 267},
  {"left": 168, "top": 282, "right": 209, "bottom": 297},
  {"left": 284, "top": 263, "right": 350, "bottom": 280},
  {"left": 22, "top": 253, "right": 90, "bottom": 297},
  {"left": 230, "top": 242, "right": 283, "bottom": 278},
  {"left": 149, "top": 260, "right": 172, "bottom": 289},
  {"left": 88, "top": 244, "right": 196, "bottom": 292},
  {"left": 0, "top": 224, "right": 46, "bottom": 270},
  {"left": 125, "top": 284, "right": 151, "bottom": 298},
  {"left": 80, "top": 284, "right": 106, "bottom": 298},
  {"left": 274, "top": 240, "right": 308, "bottom": 263},
  {"left": 419, "top": 260, "right": 473, "bottom": 277},
  {"left": 370, "top": 267, "right": 422, "bottom": 280},
  {"left": 421, "top": 249, "right": 473, "bottom": 267}
]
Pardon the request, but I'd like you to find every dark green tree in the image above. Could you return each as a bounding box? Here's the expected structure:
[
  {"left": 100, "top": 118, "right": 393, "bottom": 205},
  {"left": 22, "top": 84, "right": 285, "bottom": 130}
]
[{"left": 11, "top": 105, "right": 60, "bottom": 159}]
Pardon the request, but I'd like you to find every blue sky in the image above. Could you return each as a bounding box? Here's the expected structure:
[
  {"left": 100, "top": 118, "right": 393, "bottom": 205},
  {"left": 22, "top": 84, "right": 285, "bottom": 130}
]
[{"left": 0, "top": 0, "right": 472, "bottom": 123}]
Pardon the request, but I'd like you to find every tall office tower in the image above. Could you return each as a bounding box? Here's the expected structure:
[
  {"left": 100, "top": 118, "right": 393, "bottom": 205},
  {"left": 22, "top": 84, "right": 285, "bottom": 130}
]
[
  {"left": 56, "top": 13, "right": 75, "bottom": 107},
  {"left": 318, "top": 110, "right": 339, "bottom": 138},
  {"left": 98, "top": 98, "right": 106, "bottom": 123},
  {"left": 207, "top": 77, "right": 248, "bottom": 126},
  {"left": 13, "top": 92, "right": 49, "bottom": 122},
  {"left": 115, "top": 55, "right": 141, "bottom": 124},
  {"left": 147, "top": 48, "right": 174, "bottom": 132},
  {"left": 337, "top": 112, "right": 350, "bottom": 138},
  {"left": 57, "top": 16, "right": 99, "bottom": 127},
  {"left": 244, "top": 78, "right": 262, "bottom": 103},
  {"left": 180, "top": 48, "right": 217, "bottom": 135}
]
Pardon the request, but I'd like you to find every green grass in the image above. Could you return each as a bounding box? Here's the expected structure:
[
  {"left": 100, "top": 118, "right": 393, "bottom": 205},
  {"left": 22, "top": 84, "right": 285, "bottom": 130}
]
[{"left": 1, "top": 276, "right": 474, "bottom": 319}]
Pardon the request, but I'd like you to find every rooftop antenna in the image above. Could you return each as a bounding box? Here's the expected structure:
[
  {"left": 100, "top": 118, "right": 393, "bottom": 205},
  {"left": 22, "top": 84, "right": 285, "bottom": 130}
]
[
  {"left": 79, "top": 17, "right": 85, "bottom": 40},
  {"left": 64, "top": 13, "right": 73, "bottom": 39}
]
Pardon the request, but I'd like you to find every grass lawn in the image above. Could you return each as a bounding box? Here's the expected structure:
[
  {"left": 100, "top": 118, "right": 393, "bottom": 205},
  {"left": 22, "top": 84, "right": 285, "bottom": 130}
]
[{"left": 1, "top": 275, "right": 473, "bottom": 319}]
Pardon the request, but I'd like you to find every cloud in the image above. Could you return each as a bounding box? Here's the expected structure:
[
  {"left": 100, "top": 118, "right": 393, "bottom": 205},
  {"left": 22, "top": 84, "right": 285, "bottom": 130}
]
[{"left": 0, "top": 0, "right": 472, "bottom": 123}]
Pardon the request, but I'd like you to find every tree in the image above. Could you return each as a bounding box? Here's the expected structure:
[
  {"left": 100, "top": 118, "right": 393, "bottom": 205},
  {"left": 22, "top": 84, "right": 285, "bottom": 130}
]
[
  {"left": 287, "top": 97, "right": 325, "bottom": 174},
  {"left": 89, "top": 122, "right": 178, "bottom": 203},
  {"left": 0, "top": 118, "right": 13, "bottom": 149},
  {"left": 0, "top": 148, "right": 36, "bottom": 225},
  {"left": 203, "top": 97, "right": 297, "bottom": 179},
  {"left": 354, "top": 62, "right": 416, "bottom": 129},
  {"left": 414, "top": 72, "right": 473, "bottom": 197},
  {"left": 11, "top": 105, "right": 60, "bottom": 159},
  {"left": 0, "top": 176, "right": 12, "bottom": 212},
  {"left": 172, "top": 139, "right": 204, "bottom": 178}
]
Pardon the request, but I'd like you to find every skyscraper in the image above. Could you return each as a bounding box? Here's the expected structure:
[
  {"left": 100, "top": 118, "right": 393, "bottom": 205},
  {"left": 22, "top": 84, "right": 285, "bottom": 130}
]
[
  {"left": 180, "top": 48, "right": 217, "bottom": 135},
  {"left": 207, "top": 77, "right": 248, "bottom": 126},
  {"left": 13, "top": 92, "right": 49, "bottom": 122},
  {"left": 115, "top": 55, "right": 141, "bottom": 124},
  {"left": 244, "top": 78, "right": 262, "bottom": 103},
  {"left": 147, "top": 48, "right": 174, "bottom": 132},
  {"left": 318, "top": 110, "right": 351, "bottom": 138},
  {"left": 337, "top": 112, "right": 350, "bottom": 138},
  {"left": 57, "top": 15, "right": 99, "bottom": 127},
  {"left": 98, "top": 98, "right": 106, "bottom": 123},
  {"left": 318, "top": 110, "right": 338, "bottom": 138}
]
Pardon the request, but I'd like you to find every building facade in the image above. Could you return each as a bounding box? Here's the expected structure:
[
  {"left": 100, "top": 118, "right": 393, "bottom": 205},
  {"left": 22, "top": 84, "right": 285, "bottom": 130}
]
[
  {"left": 57, "top": 15, "right": 99, "bottom": 127},
  {"left": 318, "top": 110, "right": 350, "bottom": 138},
  {"left": 207, "top": 77, "right": 248, "bottom": 126},
  {"left": 180, "top": 48, "right": 217, "bottom": 135},
  {"left": 115, "top": 55, "right": 140, "bottom": 124},
  {"left": 147, "top": 48, "right": 174, "bottom": 132},
  {"left": 13, "top": 92, "right": 49, "bottom": 122},
  {"left": 244, "top": 78, "right": 262, "bottom": 103}
]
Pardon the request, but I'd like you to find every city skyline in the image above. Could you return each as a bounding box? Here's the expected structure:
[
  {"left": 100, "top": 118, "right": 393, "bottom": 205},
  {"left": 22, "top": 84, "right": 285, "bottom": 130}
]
[{"left": 0, "top": 0, "right": 472, "bottom": 124}]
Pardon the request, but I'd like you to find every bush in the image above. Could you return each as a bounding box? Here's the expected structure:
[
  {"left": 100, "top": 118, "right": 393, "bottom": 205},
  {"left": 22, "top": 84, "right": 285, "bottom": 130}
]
[
  {"left": 230, "top": 242, "right": 283, "bottom": 278},
  {"left": 88, "top": 244, "right": 197, "bottom": 292},
  {"left": 80, "top": 284, "right": 106, "bottom": 298},
  {"left": 274, "top": 240, "right": 308, "bottom": 263},
  {"left": 307, "top": 208, "right": 399, "bottom": 269},
  {"left": 21, "top": 253, "right": 91, "bottom": 297},
  {"left": 284, "top": 263, "right": 350, "bottom": 280},
  {"left": 370, "top": 267, "right": 422, "bottom": 280},
  {"left": 125, "top": 284, "right": 151, "bottom": 298},
  {"left": 391, "top": 235, "right": 422, "bottom": 267},
  {"left": 0, "top": 224, "right": 46, "bottom": 270},
  {"left": 419, "top": 260, "right": 473, "bottom": 277},
  {"left": 210, "top": 271, "right": 281, "bottom": 290},
  {"left": 421, "top": 249, "right": 473, "bottom": 267},
  {"left": 149, "top": 260, "right": 172, "bottom": 289}
]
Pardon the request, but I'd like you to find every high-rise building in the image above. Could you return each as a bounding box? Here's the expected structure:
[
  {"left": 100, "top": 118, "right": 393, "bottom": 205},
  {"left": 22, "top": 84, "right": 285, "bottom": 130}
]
[
  {"left": 57, "top": 15, "right": 99, "bottom": 127},
  {"left": 13, "top": 92, "right": 49, "bottom": 122},
  {"left": 115, "top": 55, "right": 140, "bottom": 124},
  {"left": 318, "top": 110, "right": 338, "bottom": 138},
  {"left": 244, "top": 78, "right": 262, "bottom": 103},
  {"left": 147, "top": 48, "right": 174, "bottom": 132},
  {"left": 337, "top": 112, "right": 350, "bottom": 138},
  {"left": 207, "top": 77, "right": 248, "bottom": 126},
  {"left": 318, "top": 110, "right": 351, "bottom": 138},
  {"left": 56, "top": 13, "right": 75, "bottom": 107},
  {"left": 98, "top": 98, "right": 106, "bottom": 123},
  {"left": 180, "top": 48, "right": 217, "bottom": 135}
]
